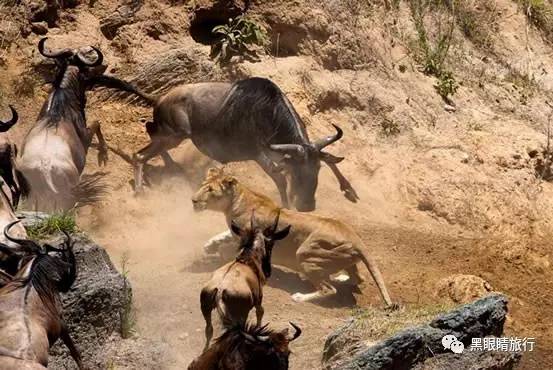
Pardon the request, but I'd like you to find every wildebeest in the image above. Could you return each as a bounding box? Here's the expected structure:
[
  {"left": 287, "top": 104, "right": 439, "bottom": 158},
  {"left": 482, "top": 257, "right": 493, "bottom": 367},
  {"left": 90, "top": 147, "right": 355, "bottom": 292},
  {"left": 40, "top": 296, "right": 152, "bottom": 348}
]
[
  {"left": 200, "top": 211, "right": 290, "bottom": 350},
  {"left": 0, "top": 105, "right": 22, "bottom": 208},
  {"left": 192, "top": 168, "right": 396, "bottom": 307},
  {"left": 0, "top": 221, "right": 82, "bottom": 369},
  {"left": 94, "top": 75, "right": 358, "bottom": 211},
  {"left": 188, "top": 322, "right": 301, "bottom": 370},
  {"left": 16, "top": 38, "right": 109, "bottom": 212}
]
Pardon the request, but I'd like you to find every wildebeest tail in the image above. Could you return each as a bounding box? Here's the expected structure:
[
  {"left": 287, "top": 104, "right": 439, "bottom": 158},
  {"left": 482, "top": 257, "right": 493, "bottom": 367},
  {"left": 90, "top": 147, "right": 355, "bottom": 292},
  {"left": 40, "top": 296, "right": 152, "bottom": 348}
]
[
  {"left": 72, "top": 172, "right": 108, "bottom": 207},
  {"left": 91, "top": 75, "right": 157, "bottom": 106}
]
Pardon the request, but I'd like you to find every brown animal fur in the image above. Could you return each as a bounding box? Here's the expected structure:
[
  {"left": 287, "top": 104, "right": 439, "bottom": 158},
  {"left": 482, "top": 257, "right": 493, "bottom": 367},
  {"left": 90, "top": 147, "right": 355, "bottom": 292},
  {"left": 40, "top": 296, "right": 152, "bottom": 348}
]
[
  {"left": 199, "top": 212, "right": 290, "bottom": 350},
  {"left": 192, "top": 168, "right": 394, "bottom": 306}
]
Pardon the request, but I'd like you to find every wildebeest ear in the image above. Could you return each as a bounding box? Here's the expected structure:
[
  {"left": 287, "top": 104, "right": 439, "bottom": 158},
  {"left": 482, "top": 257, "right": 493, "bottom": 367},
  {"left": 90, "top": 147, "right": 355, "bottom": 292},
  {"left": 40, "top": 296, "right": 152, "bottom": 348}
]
[
  {"left": 230, "top": 221, "right": 243, "bottom": 237},
  {"left": 271, "top": 225, "right": 291, "bottom": 241},
  {"left": 319, "top": 151, "right": 344, "bottom": 164}
]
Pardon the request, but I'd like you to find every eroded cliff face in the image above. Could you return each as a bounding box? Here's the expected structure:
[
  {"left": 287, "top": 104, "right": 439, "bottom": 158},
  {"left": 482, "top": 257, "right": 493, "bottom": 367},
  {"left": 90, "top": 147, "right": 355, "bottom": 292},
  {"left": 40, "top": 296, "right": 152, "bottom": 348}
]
[{"left": 1, "top": 0, "right": 553, "bottom": 368}]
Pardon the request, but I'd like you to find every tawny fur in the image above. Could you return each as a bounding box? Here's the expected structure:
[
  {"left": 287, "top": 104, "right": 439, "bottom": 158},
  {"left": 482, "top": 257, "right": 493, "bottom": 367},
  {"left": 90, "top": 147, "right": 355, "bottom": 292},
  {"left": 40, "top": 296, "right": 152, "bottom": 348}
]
[{"left": 192, "top": 168, "right": 394, "bottom": 306}]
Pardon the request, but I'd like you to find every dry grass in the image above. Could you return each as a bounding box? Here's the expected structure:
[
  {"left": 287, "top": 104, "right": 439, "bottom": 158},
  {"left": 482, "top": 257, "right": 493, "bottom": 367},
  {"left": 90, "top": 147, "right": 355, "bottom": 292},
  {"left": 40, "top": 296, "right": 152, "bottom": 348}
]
[
  {"left": 351, "top": 302, "right": 454, "bottom": 340},
  {"left": 454, "top": 0, "right": 499, "bottom": 49}
]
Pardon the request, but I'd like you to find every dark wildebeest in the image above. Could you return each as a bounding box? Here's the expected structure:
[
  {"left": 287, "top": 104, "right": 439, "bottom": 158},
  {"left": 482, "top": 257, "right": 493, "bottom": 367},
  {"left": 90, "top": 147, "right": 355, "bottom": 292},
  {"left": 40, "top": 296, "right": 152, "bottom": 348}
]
[
  {"left": 16, "top": 38, "right": 109, "bottom": 212},
  {"left": 93, "top": 76, "right": 359, "bottom": 211},
  {"left": 200, "top": 211, "right": 290, "bottom": 350},
  {"left": 188, "top": 322, "right": 301, "bottom": 370},
  {"left": 0, "top": 105, "right": 21, "bottom": 208},
  {"left": 0, "top": 221, "right": 82, "bottom": 369}
]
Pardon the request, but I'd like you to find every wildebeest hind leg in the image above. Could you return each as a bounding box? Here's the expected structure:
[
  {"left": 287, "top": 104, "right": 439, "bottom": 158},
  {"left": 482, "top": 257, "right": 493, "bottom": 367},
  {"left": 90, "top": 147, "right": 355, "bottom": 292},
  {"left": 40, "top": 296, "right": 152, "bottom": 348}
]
[
  {"left": 88, "top": 121, "right": 108, "bottom": 166},
  {"left": 200, "top": 288, "right": 216, "bottom": 351},
  {"left": 255, "top": 303, "right": 264, "bottom": 325},
  {"left": 133, "top": 140, "right": 168, "bottom": 192}
]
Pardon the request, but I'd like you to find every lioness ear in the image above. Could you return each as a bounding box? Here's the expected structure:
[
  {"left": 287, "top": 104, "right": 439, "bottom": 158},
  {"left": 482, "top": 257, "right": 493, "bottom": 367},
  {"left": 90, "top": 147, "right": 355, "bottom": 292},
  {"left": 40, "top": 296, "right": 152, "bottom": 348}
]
[
  {"left": 272, "top": 225, "right": 291, "bottom": 241},
  {"left": 222, "top": 176, "right": 237, "bottom": 188}
]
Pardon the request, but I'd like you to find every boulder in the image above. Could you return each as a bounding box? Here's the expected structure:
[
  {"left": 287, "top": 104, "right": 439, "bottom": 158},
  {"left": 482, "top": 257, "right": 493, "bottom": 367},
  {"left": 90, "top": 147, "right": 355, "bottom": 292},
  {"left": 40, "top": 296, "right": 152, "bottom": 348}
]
[
  {"left": 48, "top": 235, "right": 131, "bottom": 369},
  {"left": 17, "top": 212, "right": 134, "bottom": 369},
  {"left": 323, "top": 294, "right": 519, "bottom": 370},
  {"left": 436, "top": 274, "right": 494, "bottom": 304}
]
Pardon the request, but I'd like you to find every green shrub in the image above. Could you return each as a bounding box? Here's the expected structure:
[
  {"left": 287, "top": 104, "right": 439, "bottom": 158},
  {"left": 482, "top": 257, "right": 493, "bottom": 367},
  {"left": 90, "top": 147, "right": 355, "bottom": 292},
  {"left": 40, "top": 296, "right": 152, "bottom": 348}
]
[
  {"left": 435, "top": 70, "right": 459, "bottom": 100},
  {"left": 210, "top": 16, "right": 267, "bottom": 64},
  {"left": 27, "top": 212, "right": 77, "bottom": 239}
]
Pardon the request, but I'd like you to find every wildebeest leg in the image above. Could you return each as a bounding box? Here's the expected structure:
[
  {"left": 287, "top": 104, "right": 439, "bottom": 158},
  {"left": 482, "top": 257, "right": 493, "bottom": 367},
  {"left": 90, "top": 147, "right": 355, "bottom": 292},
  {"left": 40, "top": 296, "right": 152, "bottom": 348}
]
[
  {"left": 325, "top": 162, "right": 359, "bottom": 203},
  {"left": 60, "top": 323, "right": 84, "bottom": 369},
  {"left": 88, "top": 121, "right": 108, "bottom": 166},
  {"left": 133, "top": 140, "right": 167, "bottom": 192},
  {"left": 255, "top": 303, "right": 264, "bottom": 325},
  {"left": 256, "top": 153, "right": 290, "bottom": 208},
  {"left": 200, "top": 288, "right": 216, "bottom": 351}
]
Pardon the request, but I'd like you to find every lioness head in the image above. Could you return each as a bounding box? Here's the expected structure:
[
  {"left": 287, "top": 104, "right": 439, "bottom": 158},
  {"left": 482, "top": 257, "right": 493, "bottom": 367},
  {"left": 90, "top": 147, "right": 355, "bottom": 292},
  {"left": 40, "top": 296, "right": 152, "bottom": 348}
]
[{"left": 191, "top": 168, "right": 237, "bottom": 212}]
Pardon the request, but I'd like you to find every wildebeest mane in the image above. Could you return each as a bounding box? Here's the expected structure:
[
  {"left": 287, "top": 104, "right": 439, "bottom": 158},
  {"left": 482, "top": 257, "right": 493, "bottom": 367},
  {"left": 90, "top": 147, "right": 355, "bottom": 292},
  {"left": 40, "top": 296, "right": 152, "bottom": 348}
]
[
  {"left": 5, "top": 254, "right": 71, "bottom": 315},
  {"left": 217, "top": 78, "right": 309, "bottom": 145},
  {"left": 215, "top": 321, "right": 278, "bottom": 349},
  {"left": 38, "top": 67, "right": 88, "bottom": 140},
  {"left": 234, "top": 227, "right": 272, "bottom": 279}
]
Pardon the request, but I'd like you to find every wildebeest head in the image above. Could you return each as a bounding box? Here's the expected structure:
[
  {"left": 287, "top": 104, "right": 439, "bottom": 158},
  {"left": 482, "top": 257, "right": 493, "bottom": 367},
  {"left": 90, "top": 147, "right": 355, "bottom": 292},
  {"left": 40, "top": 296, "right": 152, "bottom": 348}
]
[
  {"left": 189, "top": 322, "right": 301, "bottom": 370},
  {"left": 0, "top": 220, "right": 76, "bottom": 292},
  {"left": 231, "top": 210, "right": 290, "bottom": 278},
  {"left": 38, "top": 37, "right": 106, "bottom": 86},
  {"left": 270, "top": 124, "right": 344, "bottom": 212},
  {"left": 0, "top": 105, "right": 18, "bottom": 133}
]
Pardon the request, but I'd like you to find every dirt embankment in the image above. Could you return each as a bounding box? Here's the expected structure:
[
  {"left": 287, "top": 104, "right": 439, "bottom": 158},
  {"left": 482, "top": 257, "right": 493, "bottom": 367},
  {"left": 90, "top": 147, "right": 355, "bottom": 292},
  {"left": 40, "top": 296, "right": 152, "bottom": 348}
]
[{"left": 2, "top": 0, "right": 553, "bottom": 368}]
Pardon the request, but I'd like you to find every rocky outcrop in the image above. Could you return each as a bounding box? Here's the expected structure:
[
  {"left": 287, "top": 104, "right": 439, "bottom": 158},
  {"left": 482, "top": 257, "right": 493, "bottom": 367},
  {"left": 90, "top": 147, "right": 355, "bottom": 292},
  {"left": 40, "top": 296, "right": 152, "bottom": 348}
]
[
  {"left": 17, "top": 212, "right": 142, "bottom": 369},
  {"left": 48, "top": 235, "right": 131, "bottom": 369},
  {"left": 323, "top": 294, "right": 519, "bottom": 370},
  {"left": 436, "top": 274, "right": 494, "bottom": 304}
]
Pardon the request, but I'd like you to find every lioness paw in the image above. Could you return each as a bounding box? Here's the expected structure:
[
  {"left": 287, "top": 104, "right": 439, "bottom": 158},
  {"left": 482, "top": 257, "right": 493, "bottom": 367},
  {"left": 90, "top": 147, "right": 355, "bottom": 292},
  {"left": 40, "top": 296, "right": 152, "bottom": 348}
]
[{"left": 291, "top": 293, "right": 307, "bottom": 302}]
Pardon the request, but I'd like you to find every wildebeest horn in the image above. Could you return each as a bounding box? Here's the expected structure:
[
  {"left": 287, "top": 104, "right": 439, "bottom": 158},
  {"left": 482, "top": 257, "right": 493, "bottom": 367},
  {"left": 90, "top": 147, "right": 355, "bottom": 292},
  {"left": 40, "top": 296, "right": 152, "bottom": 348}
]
[
  {"left": 38, "top": 38, "right": 74, "bottom": 59},
  {"left": 0, "top": 105, "right": 18, "bottom": 133},
  {"left": 289, "top": 322, "right": 302, "bottom": 341},
  {"left": 270, "top": 144, "right": 306, "bottom": 157},
  {"left": 313, "top": 124, "right": 343, "bottom": 151},
  {"left": 4, "top": 220, "right": 40, "bottom": 253},
  {"left": 76, "top": 46, "right": 104, "bottom": 66},
  {"left": 271, "top": 209, "right": 281, "bottom": 233},
  {"left": 250, "top": 210, "right": 256, "bottom": 230}
]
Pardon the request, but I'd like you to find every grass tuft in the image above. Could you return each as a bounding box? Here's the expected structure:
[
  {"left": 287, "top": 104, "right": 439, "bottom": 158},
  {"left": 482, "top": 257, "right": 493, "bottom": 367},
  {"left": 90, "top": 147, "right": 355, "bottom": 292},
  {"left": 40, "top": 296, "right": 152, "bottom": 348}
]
[{"left": 26, "top": 212, "right": 77, "bottom": 240}]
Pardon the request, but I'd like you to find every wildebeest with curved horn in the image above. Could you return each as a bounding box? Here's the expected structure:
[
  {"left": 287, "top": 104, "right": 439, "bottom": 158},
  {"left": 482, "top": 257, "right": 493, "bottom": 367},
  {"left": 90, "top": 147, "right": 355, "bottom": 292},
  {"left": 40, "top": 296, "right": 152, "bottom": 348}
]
[
  {"left": 16, "top": 38, "right": 110, "bottom": 212},
  {"left": 200, "top": 211, "right": 290, "bottom": 350},
  {"left": 93, "top": 75, "right": 359, "bottom": 211},
  {"left": 0, "top": 220, "right": 83, "bottom": 369},
  {"left": 188, "top": 322, "right": 301, "bottom": 370},
  {"left": 0, "top": 105, "right": 22, "bottom": 208}
]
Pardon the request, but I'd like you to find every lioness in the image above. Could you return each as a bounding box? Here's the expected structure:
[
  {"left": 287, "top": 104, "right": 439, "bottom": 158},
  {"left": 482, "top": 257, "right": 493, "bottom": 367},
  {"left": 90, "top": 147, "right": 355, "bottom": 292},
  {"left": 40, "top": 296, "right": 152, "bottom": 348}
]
[{"left": 192, "top": 168, "right": 394, "bottom": 306}]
